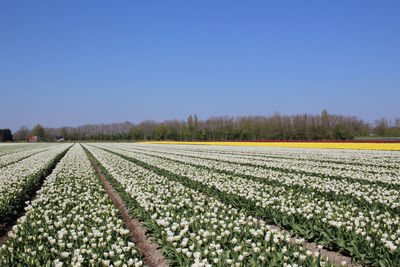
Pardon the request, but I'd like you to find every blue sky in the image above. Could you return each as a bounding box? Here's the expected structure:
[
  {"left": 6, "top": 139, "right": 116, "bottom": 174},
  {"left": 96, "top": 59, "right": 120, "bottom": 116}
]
[{"left": 1, "top": 1, "right": 399, "bottom": 131}]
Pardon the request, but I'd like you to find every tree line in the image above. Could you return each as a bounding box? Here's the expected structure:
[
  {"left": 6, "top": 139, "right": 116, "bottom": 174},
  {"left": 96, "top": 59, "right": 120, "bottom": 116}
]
[{"left": 6, "top": 110, "right": 400, "bottom": 142}]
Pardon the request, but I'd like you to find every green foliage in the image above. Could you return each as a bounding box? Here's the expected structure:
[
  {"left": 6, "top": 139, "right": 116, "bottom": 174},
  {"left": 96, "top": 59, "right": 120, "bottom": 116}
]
[
  {"left": 154, "top": 124, "right": 167, "bottom": 140},
  {"left": 30, "top": 124, "right": 45, "bottom": 138},
  {"left": 132, "top": 128, "right": 144, "bottom": 140},
  {"left": 0, "top": 129, "right": 13, "bottom": 142}
]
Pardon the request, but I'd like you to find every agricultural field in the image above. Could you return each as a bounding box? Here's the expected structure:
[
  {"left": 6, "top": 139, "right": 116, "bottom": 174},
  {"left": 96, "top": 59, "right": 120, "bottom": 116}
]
[{"left": 0, "top": 143, "right": 399, "bottom": 266}]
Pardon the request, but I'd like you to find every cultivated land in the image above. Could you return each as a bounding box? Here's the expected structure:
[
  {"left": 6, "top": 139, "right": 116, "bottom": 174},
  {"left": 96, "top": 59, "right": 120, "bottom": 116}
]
[{"left": 0, "top": 143, "right": 399, "bottom": 266}]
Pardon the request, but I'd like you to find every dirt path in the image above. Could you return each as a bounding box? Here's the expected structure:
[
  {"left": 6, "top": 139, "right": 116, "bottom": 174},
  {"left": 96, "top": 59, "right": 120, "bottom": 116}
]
[
  {"left": 0, "top": 224, "right": 13, "bottom": 246},
  {"left": 85, "top": 150, "right": 168, "bottom": 267}
]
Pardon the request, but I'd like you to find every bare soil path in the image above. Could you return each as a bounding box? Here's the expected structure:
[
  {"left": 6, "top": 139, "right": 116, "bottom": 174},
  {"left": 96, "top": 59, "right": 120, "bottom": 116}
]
[{"left": 85, "top": 149, "right": 168, "bottom": 267}]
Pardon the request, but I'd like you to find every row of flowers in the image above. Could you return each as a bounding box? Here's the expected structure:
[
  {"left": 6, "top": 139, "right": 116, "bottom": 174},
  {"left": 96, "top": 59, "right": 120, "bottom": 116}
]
[
  {"left": 126, "top": 144, "right": 400, "bottom": 186},
  {"left": 0, "top": 143, "right": 56, "bottom": 168},
  {"left": 0, "top": 144, "right": 71, "bottom": 222},
  {"left": 0, "top": 143, "right": 50, "bottom": 157},
  {"left": 192, "top": 144, "right": 396, "bottom": 175},
  {"left": 0, "top": 144, "right": 143, "bottom": 266},
  {"left": 113, "top": 145, "right": 400, "bottom": 210},
  {"left": 145, "top": 143, "right": 399, "bottom": 171},
  {"left": 85, "top": 144, "right": 333, "bottom": 267},
  {"left": 95, "top": 143, "right": 400, "bottom": 266}
]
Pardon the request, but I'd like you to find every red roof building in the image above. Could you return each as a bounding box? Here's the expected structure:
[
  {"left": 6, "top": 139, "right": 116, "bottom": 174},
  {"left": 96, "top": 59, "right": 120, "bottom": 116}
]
[{"left": 28, "top": 136, "right": 40, "bottom": 142}]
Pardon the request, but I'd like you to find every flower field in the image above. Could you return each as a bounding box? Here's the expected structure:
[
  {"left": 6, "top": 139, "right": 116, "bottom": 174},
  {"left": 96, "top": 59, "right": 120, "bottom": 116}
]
[
  {"left": 0, "top": 143, "right": 71, "bottom": 224},
  {"left": 0, "top": 142, "right": 399, "bottom": 266}
]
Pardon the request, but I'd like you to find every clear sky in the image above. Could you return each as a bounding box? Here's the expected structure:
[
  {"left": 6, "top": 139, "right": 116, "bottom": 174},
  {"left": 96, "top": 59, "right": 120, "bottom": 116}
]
[{"left": 1, "top": 1, "right": 399, "bottom": 132}]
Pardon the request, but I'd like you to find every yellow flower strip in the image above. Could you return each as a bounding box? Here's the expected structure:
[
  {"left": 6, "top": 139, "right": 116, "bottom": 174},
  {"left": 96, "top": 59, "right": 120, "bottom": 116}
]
[{"left": 139, "top": 141, "right": 400, "bottom": 151}]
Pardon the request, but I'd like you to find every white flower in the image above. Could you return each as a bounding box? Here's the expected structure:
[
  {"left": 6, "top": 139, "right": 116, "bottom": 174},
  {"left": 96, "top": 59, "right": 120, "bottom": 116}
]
[{"left": 60, "top": 252, "right": 70, "bottom": 258}]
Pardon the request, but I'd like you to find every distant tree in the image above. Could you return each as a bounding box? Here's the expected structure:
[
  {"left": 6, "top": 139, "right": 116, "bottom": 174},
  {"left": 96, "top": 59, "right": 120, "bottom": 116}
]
[
  {"left": 187, "top": 115, "right": 194, "bottom": 140},
  {"left": 154, "top": 124, "right": 167, "bottom": 140},
  {"left": 44, "top": 127, "right": 57, "bottom": 141},
  {"left": 395, "top": 118, "right": 400, "bottom": 136},
  {"left": 132, "top": 128, "right": 144, "bottom": 140},
  {"left": 60, "top": 127, "right": 68, "bottom": 139},
  {"left": 200, "top": 129, "right": 208, "bottom": 140},
  {"left": 193, "top": 114, "right": 199, "bottom": 139},
  {"left": 13, "top": 126, "right": 30, "bottom": 141},
  {"left": 334, "top": 124, "right": 349, "bottom": 140},
  {"left": 31, "top": 124, "right": 45, "bottom": 138},
  {"left": 320, "top": 109, "right": 331, "bottom": 139},
  {"left": 0, "top": 129, "right": 13, "bottom": 142},
  {"left": 374, "top": 118, "right": 388, "bottom": 136},
  {"left": 139, "top": 120, "right": 157, "bottom": 140},
  {"left": 232, "top": 128, "right": 240, "bottom": 140},
  {"left": 166, "top": 128, "right": 178, "bottom": 140},
  {"left": 396, "top": 118, "right": 400, "bottom": 128}
]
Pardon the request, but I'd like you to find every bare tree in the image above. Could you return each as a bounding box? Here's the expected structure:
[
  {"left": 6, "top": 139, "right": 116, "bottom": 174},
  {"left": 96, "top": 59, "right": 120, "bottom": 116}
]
[{"left": 13, "top": 126, "right": 30, "bottom": 141}]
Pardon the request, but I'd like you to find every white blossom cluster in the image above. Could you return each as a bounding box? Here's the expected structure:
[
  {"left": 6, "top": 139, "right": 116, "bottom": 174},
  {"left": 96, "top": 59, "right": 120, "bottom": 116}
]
[
  {"left": 85, "top": 144, "right": 332, "bottom": 267},
  {"left": 0, "top": 143, "right": 49, "bottom": 157},
  {"left": 119, "top": 144, "right": 400, "bottom": 185},
  {"left": 0, "top": 144, "right": 71, "bottom": 218},
  {"left": 0, "top": 143, "right": 55, "bottom": 168},
  {"left": 0, "top": 144, "right": 143, "bottom": 267},
  {"left": 147, "top": 143, "right": 399, "bottom": 168},
  {"left": 95, "top": 143, "right": 400, "bottom": 264},
  {"left": 111, "top": 145, "right": 400, "bottom": 209}
]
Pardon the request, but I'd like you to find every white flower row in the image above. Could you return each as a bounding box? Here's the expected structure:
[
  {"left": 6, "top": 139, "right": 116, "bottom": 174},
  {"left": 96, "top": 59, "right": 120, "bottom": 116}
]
[
  {"left": 0, "top": 144, "right": 56, "bottom": 168},
  {"left": 155, "top": 143, "right": 400, "bottom": 167},
  {"left": 0, "top": 143, "right": 54, "bottom": 157},
  {"left": 0, "top": 144, "right": 143, "bottom": 267},
  {"left": 111, "top": 144, "right": 400, "bottom": 209},
  {"left": 124, "top": 144, "right": 400, "bottom": 185}
]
